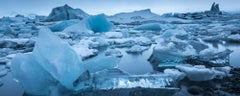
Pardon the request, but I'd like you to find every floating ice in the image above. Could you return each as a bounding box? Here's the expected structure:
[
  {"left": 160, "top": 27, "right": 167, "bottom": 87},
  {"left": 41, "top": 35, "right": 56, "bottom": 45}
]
[
  {"left": 63, "top": 22, "right": 93, "bottom": 38},
  {"left": 186, "top": 49, "right": 232, "bottom": 67},
  {"left": 149, "top": 38, "right": 196, "bottom": 70},
  {"left": 164, "top": 69, "right": 186, "bottom": 81},
  {"left": 105, "top": 32, "right": 123, "bottom": 38},
  {"left": 85, "top": 14, "right": 114, "bottom": 33},
  {"left": 93, "top": 69, "right": 175, "bottom": 89},
  {"left": 32, "top": 28, "right": 87, "bottom": 89},
  {"left": 134, "top": 23, "right": 161, "bottom": 31},
  {"left": 83, "top": 54, "right": 120, "bottom": 73},
  {"left": 0, "top": 69, "right": 8, "bottom": 77},
  {"left": 176, "top": 64, "right": 216, "bottom": 81},
  {"left": 11, "top": 54, "right": 54, "bottom": 95},
  {"left": 126, "top": 45, "right": 148, "bottom": 53},
  {"left": 11, "top": 28, "right": 88, "bottom": 95},
  {"left": 72, "top": 44, "right": 98, "bottom": 60},
  {"left": 105, "top": 48, "right": 123, "bottom": 57},
  {"left": 227, "top": 34, "right": 240, "bottom": 43},
  {"left": 49, "top": 20, "right": 79, "bottom": 32}
]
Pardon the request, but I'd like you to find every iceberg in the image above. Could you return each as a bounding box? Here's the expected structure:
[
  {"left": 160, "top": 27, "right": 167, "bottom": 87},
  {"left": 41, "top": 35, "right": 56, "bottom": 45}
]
[
  {"left": 86, "top": 14, "right": 114, "bottom": 33},
  {"left": 105, "top": 48, "right": 123, "bottom": 57},
  {"left": 72, "top": 45, "right": 98, "bottom": 60},
  {"left": 164, "top": 69, "right": 186, "bottom": 81},
  {"left": 176, "top": 64, "right": 215, "bottom": 81},
  {"left": 105, "top": 32, "right": 123, "bottom": 38},
  {"left": 83, "top": 53, "right": 120, "bottom": 73},
  {"left": 44, "top": 4, "right": 89, "bottom": 22},
  {"left": 148, "top": 38, "right": 196, "bottom": 70},
  {"left": 32, "top": 28, "right": 87, "bottom": 89},
  {"left": 63, "top": 22, "right": 93, "bottom": 38},
  {"left": 11, "top": 28, "right": 88, "bottom": 95},
  {"left": 186, "top": 49, "right": 232, "bottom": 67},
  {"left": 49, "top": 20, "right": 79, "bottom": 32},
  {"left": 93, "top": 69, "right": 176, "bottom": 89},
  {"left": 11, "top": 54, "right": 54, "bottom": 95},
  {"left": 126, "top": 45, "right": 148, "bottom": 53},
  {"left": 134, "top": 23, "right": 161, "bottom": 31}
]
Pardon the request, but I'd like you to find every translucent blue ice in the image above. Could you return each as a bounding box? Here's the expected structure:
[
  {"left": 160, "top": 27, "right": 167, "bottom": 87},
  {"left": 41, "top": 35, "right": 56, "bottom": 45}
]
[
  {"left": 86, "top": 14, "right": 114, "bottom": 33},
  {"left": 49, "top": 20, "right": 79, "bottom": 32}
]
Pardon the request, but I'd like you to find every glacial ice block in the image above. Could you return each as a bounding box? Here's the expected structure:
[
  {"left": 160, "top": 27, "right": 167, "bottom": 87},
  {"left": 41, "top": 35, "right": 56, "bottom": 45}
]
[
  {"left": 32, "top": 28, "right": 87, "bottom": 89},
  {"left": 83, "top": 54, "right": 120, "bottom": 73},
  {"left": 134, "top": 23, "right": 162, "bottom": 31},
  {"left": 49, "top": 20, "right": 79, "bottom": 32},
  {"left": 85, "top": 14, "right": 114, "bottom": 33},
  {"left": 176, "top": 64, "right": 216, "bottom": 81},
  {"left": 11, "top": 54, "right": 54, "bottom": 95},
  {"left": 93, "top": 69, "right": 176, "bottom": 89}
]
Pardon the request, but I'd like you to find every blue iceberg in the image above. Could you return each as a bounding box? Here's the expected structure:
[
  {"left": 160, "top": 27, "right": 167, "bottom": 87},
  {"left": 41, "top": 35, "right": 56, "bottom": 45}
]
[
  {"left": 11, "top": 28, "right": 88, "bottom": 95},
  {"left": 49, "top": 20, "right": 79, "bottom": 32},
  {"left": 86, "top": 14, "right": 114, "bottom": 33}
]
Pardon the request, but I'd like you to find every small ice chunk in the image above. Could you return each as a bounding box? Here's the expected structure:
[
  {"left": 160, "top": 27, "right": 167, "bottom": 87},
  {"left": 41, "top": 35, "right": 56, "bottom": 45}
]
[
  {"left": 176, "top": 64, "right": 216, "bottom": 81},
  {"left": 126, "top": 45, "right": 148, "bottom": 53},
  {"left": 227, "top": 34, "right": 240, "bottom": 42},
  {"left": 83, "top": 54, "right": 121, "bottom": 73},
  {"left": 0, "top": 69, "right": 8, "bottom": 78},
  {"left": 105, "top": 32, "right": 123, "bottom": 38},
  {"left": 72, "top": 45, "right": 98, "bottom": 60},
  {"left": 134, "top": 23, "right": 161, "bottom": 31},
  {"left": 105, "top": 48, "right": 122, "bottom": 57},
  {"left": 63, "top": 22, "right": 93, "bottom": 37},
  {"left": 164, "top": 69, "right": 186, "bottom": 81}
]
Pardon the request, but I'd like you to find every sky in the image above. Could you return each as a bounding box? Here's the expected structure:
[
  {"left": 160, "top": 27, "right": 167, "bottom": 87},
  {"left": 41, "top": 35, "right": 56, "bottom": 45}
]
[{"left": 0, "top": 0, "right": 240, "bottom": 17}]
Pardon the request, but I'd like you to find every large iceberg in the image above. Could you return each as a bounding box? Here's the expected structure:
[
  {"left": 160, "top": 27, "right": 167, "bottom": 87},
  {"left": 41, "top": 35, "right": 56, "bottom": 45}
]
[
  {"left": 44, "top": 4, "right": 89, "bottom": 22},
  {"left": 85, "top": 14, "right": 114, "bottom": 33},
  {"left": 11, "top": 28, "right": 88, "bottom": 95}
]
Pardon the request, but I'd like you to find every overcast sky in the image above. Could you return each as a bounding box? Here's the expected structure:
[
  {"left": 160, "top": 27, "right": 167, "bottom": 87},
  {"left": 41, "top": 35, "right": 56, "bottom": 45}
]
[{"left": 0, "top": 0, "right": 240, "bottom": 17}]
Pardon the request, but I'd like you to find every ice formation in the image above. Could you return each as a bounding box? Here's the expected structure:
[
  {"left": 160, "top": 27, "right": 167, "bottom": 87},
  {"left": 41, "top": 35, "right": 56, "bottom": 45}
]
[
  {"left": 105, "top": 32, "right": 123, "bottom": 38},
  {"left": 44, "top": 4, "right": 89, "bottom": 22},
  {"left": 134, "top": 23, "right": 162, "bottom": 31},
  {"left": 11, "top": 28, "right": 88, "bottom": 95},
  {"left": 93, "top": 69, "right": 176, "bottom": 89},
  {"left": 85, "top": 14, "right": 114, "bottom": 33},
  {"left": 164, "top": 69, "right": 186, "bottom": 81},
  {"left": 83, "top": 54, "right": 120, "bottom": 73},
  {"left": 126, "top": 45, "right": 148, "bottom": 53},
  {"left": 49, "top": 20, "right": 79, "bottom": 32},
  {"left": 105, "top": 48, "right": 123, "bottom": 57}
]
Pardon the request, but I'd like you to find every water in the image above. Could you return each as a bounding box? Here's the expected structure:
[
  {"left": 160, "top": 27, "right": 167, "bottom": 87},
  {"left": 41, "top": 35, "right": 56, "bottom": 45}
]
[
  {"left": 117, "top": 45, "right": 154, "bottom": 75},
  {"left": 224, "top": 44, "right": 240, "bottom": 67},
  {"left": 0, "top": 72, "right": 24, "bottom": 96}
]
